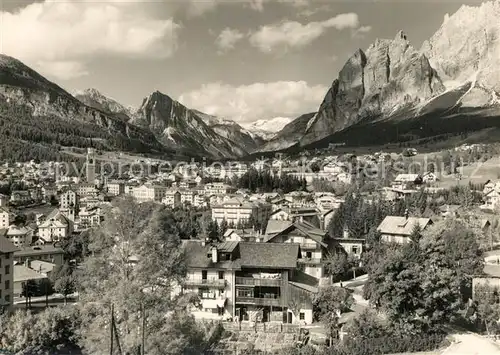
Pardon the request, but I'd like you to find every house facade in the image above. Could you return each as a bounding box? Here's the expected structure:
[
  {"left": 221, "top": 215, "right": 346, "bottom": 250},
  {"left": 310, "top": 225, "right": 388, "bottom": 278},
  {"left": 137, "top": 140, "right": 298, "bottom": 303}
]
[
  {"left": 14, "top": 245, "right": 64, "bottom": 266},
  {"left": 212, "top": 197, "right": 272, "bottom": 226},
  {"left": 391, "top": 174, "right": 422, "bottom": 190},
  {"left": 38, "top": 209, "right": 73, "bottom": 242},
  {"left": 0, "top": 194, "right": 8, "bottom": 207},
  {"left": 377, "top": 216, "right": 433, "bottom": 244},
  {"left": 182, "top": 240, "right": 317, "bottom": 324},
  {"left": 60, "top": 190, "right": 78, "bottom": 210},
  {"left": 333, "top": 228, "right": 364, "bottom": 258},
  {"left": 132, "top": 184, "right": 169, "bottom": 203},
  {"left": 106, "top": 181, "right": 125, "bottom": 196},
  {"left": 0, "top": 236, "right": 18, "bottom": 311},
  {"left": 264, "top": 221, "right": 328, "bottom": 279},
  {"left": 0, "top": 207, "right": 11, "bottom": 229}
]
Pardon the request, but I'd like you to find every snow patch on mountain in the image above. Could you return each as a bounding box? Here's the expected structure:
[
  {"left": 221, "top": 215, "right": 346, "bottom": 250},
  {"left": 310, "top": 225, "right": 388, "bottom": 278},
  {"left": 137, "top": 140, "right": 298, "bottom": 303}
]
[
  {"left": 73, "top": 88, "right": 136, "bottom": 120},
  {"left": 242, "top": 117, "right": 293, "bottom": 134}
]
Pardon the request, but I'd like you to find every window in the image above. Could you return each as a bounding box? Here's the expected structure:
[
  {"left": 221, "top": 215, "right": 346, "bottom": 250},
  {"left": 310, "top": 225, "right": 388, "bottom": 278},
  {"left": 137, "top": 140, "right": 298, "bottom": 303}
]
[
  {"left": 5, "top": 253, "right": 9, "bottom": 260},
  {"left": 352, "top": 246, "right": 359, "bottom": 255},
  {"left": 4, "top": 280, "right": 9, "bottom": 290},
  {"left": 4, "top": 265, "right": 9, "bottom": 275},
  {"left": 236, "top": 288, "right": 253, "bottom": 298},
  {"left": 218, "top": 271, "right": 224, "bottom": 280},
  {"left": 202, "top": 270, "right": 207, "bottom": 280},
  {"left": 299, "top": 312, "right": 305, "bottom": 320},
  {"left": 306, "top": 252, "right": 312, "bottom": 259},
  {"left": 4, "top": 295, "right": 9, "bottom": 303}
]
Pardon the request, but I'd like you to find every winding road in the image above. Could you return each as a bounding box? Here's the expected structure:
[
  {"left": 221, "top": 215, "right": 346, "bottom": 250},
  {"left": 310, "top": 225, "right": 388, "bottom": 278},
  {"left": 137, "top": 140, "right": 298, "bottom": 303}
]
[{"left": 441, "top": 333, "right": 500, "bottom": 354}]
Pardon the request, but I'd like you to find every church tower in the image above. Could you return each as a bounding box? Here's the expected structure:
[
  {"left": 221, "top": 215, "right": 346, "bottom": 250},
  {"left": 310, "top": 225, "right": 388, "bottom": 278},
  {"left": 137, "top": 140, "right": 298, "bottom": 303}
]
[{"left": 86, "top": 148, "right": 96, "bottom": 183}]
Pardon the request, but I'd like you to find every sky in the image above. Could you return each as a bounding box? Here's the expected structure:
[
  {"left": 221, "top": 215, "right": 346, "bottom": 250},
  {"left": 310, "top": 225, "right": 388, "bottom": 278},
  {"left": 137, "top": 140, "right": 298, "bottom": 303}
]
[{"left": 0, "top": 0, "right": 488, "bottom": 124}]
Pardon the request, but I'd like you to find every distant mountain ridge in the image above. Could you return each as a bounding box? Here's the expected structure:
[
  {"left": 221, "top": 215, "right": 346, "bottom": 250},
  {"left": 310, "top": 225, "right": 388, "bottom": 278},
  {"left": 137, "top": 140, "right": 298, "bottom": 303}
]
[
  {"left": 0, "top": 54, "right": 170, "bottom": 160},
  {"left": 73, "top": 88, "right": 136, "bottom": 122},
  {"left": 0, "top": 53, "right": 272, "bottom": 160}
]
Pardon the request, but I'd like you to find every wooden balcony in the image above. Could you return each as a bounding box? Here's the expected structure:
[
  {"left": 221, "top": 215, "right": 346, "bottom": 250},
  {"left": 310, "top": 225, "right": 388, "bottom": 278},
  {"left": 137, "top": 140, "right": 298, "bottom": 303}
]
[
  {"left": 300, "top": 242, "right": 319, "bottom": 250},
  {"left": 235, "top": 277, "right": 281, "bottom": 287},
  {"left": 184, "top": 278, "right": 226, "bottom": 288},
  {"left": 235, "top": 296, "right": 282, "bottom": 307},
  {"left": 298, "top": 258, "right": 322, "bottom": 265}
]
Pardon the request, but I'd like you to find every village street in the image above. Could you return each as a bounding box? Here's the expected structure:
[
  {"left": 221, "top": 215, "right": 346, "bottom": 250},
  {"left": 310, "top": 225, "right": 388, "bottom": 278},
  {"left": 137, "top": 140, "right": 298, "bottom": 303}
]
[{"left": 441, "top": 333, "right": 500, "bottom": 355}]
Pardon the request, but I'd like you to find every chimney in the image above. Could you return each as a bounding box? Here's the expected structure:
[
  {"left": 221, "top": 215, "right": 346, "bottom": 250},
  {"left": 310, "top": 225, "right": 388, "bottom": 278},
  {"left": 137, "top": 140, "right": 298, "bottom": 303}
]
[
  {"left": 24, "top": 258, "right": 31, "bottom": 269},
  {"left": 404, "top": 209, "right": 409, "bottom": 220},
  {"left": 211, "top": 246, "right": 218, "bottom": 263},
  {"left": 343, "top": 226, "right": 349, "bottom": 239}
]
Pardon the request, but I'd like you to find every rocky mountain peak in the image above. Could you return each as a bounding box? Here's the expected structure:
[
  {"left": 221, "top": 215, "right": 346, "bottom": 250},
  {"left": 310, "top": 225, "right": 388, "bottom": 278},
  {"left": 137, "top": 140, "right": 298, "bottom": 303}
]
[
  {"left": 395, "top": 30, "right": 408, "bottom": 41},
  {"left": 422, "top": 0, "right": 500, "bottom": 93},
  {"left": 300, "top": 30, "right": 444, "bottom": 146},
  {"left": 73, "top": 87, "right": 134, "bottom": 120},
  {"left": 83, "top": 88, "right": 102, "bottom": 97},
  {"left": 140, "top": 90, "right": 176, "bottom": 109}
]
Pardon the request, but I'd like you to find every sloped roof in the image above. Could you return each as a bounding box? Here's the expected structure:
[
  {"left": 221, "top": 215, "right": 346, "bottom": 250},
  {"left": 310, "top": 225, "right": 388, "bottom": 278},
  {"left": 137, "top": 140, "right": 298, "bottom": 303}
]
[
  {"left": 217, "top": 241, "right": 239, "bottom": 253},
  {"left": 265, "top": 220, "right": 293, "bottom": 235},
  {"left": 183, "top": 240, "right": 300, "bottom": 270},
  {"left": 6, "top": 225, "right": 32, "bottom": 236},
  {"left": 14, "top": 264, "right": 47, "bottom": 282},
  {"left": 14, "top": 245, "right": 64, "bottom": 257},
  {"left": 0, "top": 235, "right": 19, "bottom": 253},
  {"left": 377, "top": 216, "right": 432, "bottom": 236},
  {"left": 238, "top": 242, "right": 299, "bottom": 269},
  {"left": 28, "top": 260, "right": 56, "bottom": 274},
  {"left": 394, "top": 174, "right": 421, "bottom": 182},
  {"left": 266, "top": 221, "right": 327, "bottom": 247},
  {"left": 183, "top": 241, "right": 236, "bottom": 269},
  {"left": 39, "top": 209, "right": 69, "bottom": 228},
  {"left": 289, "top": 270, "right": 319, "bottom": 293}
]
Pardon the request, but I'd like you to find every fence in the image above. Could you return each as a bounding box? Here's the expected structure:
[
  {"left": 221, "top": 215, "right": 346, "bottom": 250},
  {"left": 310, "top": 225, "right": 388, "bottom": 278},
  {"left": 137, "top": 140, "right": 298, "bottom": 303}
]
[{"left": 222, "top": 321, "right": 301, "bottom": 334}]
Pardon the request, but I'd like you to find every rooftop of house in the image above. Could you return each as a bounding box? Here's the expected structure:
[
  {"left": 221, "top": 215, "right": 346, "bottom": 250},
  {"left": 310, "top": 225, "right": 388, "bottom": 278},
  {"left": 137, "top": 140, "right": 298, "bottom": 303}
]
[
  {"left": 14, "top": 264, "right": 48, "bottom": 282},
  {"left": 377, "top": 216, "right": 432, "bottom": 236},
  {"left": 39, "top": 209, "right": 69, "bottom": 228},
  {"left": 289, "top": 270, "right": 320, "bottom": 293},
  {"left": 393, "top": 174, "right": 421, "bottom": 182},
  {"left": 7, "top": 225, "right": 32, "bottom": 236},
  {"left": 265, "top": 220, "right": 327, "bottom": 247},
  {"left": 265, "top": 220, "right": 293, "bottom": 236},
  {"left": 14, "top": 244, "right": 64, "bottom": 257},
  {"left": 0, "top": 235, "right": 19, "bottom": 254},
  {"left": 183, "top": 240, "right": 300, "bottom": 270},
  {"left": 439, "top": 204, "right": 462, "bottom": 213},
  {"left": 25, "top": 260, "right": 57, "bottom": 275},
  {"left": 223, "top": 229, "right": 258, "bottom": 239}
]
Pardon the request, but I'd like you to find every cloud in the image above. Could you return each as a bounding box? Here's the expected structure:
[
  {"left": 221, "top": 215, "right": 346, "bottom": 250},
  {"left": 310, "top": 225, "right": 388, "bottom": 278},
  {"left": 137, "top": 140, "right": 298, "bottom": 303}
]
[
  {"left": 178, "top": 81, "right": 327, "bottom": 123},
  {"left": 215, "top": 28, "right": 245, "bottom": 53},
  {"left": 249, "top": 13, "right": 362, "bottom": 52},
  {"left": 186, "top": 0, "right": 313, "bottom": 15},
  {"left": 37, "top": 61, "right": 90, "bottom": 80},
  {"left": 352, "top": 25, "right": 373, "bottom": 38},
  {"left": 1, "top": 0, "right": 180, "bottom": 80}
]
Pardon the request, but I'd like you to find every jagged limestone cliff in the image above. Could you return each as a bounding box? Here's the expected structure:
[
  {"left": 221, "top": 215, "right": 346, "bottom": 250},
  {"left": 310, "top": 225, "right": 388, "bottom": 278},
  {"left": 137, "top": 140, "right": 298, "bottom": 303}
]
[{"left": 300, "top": 31, "right": 444, "bottom": 146}]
